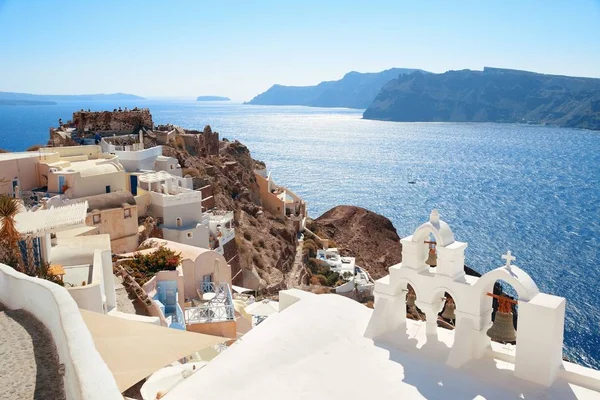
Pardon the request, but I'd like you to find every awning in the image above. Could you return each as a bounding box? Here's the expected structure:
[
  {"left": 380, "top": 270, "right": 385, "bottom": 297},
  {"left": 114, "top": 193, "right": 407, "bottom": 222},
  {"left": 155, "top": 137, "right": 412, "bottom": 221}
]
[
  {"left": 231, "top": 285, "right": 253, "bottom": 294},
  {"left": 80, "top": 310, "right": 228, "bottom": 392},
  {"left": 15, "top": 201, "right": 88, "bottom": 236}
]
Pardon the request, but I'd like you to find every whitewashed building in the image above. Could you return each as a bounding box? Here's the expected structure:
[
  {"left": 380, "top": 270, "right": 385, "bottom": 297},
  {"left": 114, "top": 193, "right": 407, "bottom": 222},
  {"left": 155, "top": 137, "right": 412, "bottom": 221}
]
[{"left": 136, "top": 171, "right": 235, "bottom": 255}]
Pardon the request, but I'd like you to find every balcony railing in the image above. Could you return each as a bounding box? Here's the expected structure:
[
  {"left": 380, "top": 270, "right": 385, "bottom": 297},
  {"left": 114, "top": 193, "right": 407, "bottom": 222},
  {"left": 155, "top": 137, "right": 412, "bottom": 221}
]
[
  {"left": 185, "top": 282, "right": 235, "bottom": 324},
  {"left": 185, "top": 303, "right": 234, "bottom": 323},
  {"left": 219, "top": 228, "right": 235, "bottom": 246}
]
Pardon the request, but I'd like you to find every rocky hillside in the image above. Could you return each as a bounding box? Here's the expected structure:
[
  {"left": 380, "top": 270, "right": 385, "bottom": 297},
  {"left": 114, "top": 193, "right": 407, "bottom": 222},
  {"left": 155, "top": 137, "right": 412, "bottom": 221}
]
[
  {"left": 246, "top": 68, "right": 427, "bottom": 109},
  {"left": 145, "top": 129, "right": 297, "bottom": 293},
  {"left": 310, "top": 206, "right": 402, "bottom": 280},
  {"left": 364, "top": 67, "right": 600, "bottom": 130}
]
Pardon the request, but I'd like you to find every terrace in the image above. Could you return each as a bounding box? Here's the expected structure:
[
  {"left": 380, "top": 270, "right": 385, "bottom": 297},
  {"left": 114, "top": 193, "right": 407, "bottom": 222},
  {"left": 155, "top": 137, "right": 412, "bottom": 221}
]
[
  {"left": 207, "top": 211, "right": 235, "bottom": 251},
  {"left": 185, "top": 282, "right": 235, "bottom": 324}
]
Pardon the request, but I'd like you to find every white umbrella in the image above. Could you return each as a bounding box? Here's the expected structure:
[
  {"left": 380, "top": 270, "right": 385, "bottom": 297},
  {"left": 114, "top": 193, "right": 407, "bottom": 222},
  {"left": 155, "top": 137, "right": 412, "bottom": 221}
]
[
  {"left": 140, "top": 362, "right": 207, "bottom": 400},
  {"left": 245, "top": 299, "right": 279, "bottom": 316}
]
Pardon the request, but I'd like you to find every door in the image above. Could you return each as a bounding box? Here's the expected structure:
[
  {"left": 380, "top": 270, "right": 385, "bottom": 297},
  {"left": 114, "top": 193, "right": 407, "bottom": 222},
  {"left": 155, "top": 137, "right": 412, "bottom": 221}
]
[
  {"left": 202, "top": 273, "right": 213, "bottom": 292},
  {"left": 105, "top": 185, "right": 110, "bottom": 193},
  {"left": 130, "top": 175, "right": 138, "bottom": 196},
  {"left": 11, "top": 179, "right": 18, "bottom": 196},
  {"left": 58, "top": 176, "right": 65, "bottom": 194}
]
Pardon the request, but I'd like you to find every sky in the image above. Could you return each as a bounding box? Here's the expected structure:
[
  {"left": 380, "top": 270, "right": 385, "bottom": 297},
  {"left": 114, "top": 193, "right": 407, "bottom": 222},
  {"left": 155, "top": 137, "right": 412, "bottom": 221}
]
[{"left": 1, "top": 0, "right": 599, "bottom": 101}]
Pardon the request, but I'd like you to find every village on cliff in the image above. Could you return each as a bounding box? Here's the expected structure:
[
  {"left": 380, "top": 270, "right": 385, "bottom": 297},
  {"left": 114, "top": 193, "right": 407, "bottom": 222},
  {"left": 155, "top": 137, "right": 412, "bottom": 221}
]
[{"left": 1, "top": 108, "right": 599, "bottom": 400}]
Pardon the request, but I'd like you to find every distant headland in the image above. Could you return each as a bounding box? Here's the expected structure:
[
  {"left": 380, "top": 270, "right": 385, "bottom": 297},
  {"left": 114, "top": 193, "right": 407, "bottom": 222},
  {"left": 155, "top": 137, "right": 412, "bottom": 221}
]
[
  {"left": 196, "top": 96, "right": 231, "bottom": 101},
  {"left": 363, "top": 67, "right": 600, "bottom": 130},
  {"left": 245, "top": 66, "right": 600, "bottom": 130},
  {"left": 0, "top": 91, "right": 144, "bottom": 105},
  {"left": 245, "top": 68, "right": 427, "bottom": 109}
]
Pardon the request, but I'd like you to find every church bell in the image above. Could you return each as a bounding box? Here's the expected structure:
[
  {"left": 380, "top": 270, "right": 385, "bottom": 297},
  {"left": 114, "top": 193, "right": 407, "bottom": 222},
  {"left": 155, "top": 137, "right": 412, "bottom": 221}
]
[
  {"left": 425, "top": 246, "right": 437, "bottom": 267},
  {"left": 486, "top": 311, "right": 517, "bottom": 343},
  {"left": 486, "top": 292, "right": 517, "bottom": 344},
  {"left": 441, "top": 297, "right": 456, "bottom": 321}
]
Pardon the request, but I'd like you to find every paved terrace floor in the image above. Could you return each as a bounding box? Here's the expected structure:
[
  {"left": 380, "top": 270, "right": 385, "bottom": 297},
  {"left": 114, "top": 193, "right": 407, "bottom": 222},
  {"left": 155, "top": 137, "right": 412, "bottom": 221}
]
[{"left": 0, "top": 303, "right": 66, "bottom": 400}]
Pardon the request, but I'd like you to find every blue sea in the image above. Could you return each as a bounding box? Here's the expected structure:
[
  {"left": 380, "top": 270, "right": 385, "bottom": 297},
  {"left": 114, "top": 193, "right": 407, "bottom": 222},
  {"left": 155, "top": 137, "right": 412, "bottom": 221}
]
[{"left": 1, "top": 100, "right": 599, "bottom": 368}]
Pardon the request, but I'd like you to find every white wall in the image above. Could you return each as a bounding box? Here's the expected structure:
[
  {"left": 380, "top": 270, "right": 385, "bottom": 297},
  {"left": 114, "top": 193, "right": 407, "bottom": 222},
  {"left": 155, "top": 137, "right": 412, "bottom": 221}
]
[
  {"left": 163, "top": 225, "right": 210, "bottom": 249},
  {"left": 67, "top": 283, "right": 104, "bottom": 313},
  {"left": 0, "top": 264, "right": 121, "bottom": 400}
]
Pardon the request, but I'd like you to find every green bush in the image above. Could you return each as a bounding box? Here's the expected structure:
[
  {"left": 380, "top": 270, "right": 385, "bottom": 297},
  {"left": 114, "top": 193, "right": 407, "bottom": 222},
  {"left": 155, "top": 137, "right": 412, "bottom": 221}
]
[
  {"left": 326, "top": 272, "right": 340, "bottom": 287},
  {"left": 120, "top": 245, "right": 182, "bottom": 285},
  {"left": 303, "top": 240, "right": 318, "bottom": 258}
]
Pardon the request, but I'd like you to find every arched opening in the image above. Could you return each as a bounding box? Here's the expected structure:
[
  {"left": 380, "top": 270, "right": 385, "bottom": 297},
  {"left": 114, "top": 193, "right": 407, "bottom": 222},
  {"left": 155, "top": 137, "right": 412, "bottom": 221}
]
[
  {"left": 486, "top": 279, "right": 519, "bottom": 345},
  {"left": 405, "top": 284, "right": 425, "bottom": 321},
  {"left": 412, "top": 226, "right": 442, "bottom": 270},
  {"left": 176, "top": 217, "right": 182, "bottom": 227},
  {"left": 438, "top": 293, "right": 456, "bottom": 330}
]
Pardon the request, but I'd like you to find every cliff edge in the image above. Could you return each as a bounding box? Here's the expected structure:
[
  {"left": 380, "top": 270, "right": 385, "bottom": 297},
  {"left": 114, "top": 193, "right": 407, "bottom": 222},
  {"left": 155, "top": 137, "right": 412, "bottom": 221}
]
[{"left": 311, "top": 206, "right": 402, "bottom": 280}]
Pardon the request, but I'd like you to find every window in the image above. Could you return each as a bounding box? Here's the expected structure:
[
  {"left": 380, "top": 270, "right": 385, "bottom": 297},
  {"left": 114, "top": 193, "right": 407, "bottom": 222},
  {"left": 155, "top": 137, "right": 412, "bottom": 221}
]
[
  {"left": 187, "top": 232, "right": 193, "bottom": 238},
  {"left": 170, "top": 164, "right": 174, "bottom": 170},
  {"left": 93, "top": 214, "right": 101, "bottom": 224},
  {"left": 124, "top": 208, "right": 131, "bottom": 219},
  {"left": 202, "top": 273, "right": 213, "bottom": 292},
  {"left": 176, "top": 217, "right": 182, "bottom": 227}
]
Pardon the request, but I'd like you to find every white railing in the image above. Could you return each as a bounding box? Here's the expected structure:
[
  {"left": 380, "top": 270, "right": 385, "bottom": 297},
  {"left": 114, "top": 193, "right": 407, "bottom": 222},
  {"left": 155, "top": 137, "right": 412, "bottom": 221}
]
[
  {"left": 185, "top": 304, "right": 234, "bottom": 323},
  {"left": 219, "top": 228, "right": 235, "bottom": 246},
  {"left": 186, "top": 282, "right": 235, "bottom": 324}
]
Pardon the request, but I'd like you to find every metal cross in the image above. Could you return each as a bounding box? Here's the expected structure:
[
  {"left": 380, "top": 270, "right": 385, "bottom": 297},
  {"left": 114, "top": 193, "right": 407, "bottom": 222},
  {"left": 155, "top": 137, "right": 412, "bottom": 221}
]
[{"left": 502, "top": 250, "right": 516, "bottom": 268}]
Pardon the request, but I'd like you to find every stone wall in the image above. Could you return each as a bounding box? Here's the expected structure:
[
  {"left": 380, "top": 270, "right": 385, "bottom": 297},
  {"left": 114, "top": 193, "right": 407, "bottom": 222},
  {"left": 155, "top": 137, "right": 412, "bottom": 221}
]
[
  {"left": 198, "top": 184, "right": 216, "bottom": 211},
  {"left": 180, "top": 125, "right": 219, "bottom": 157},
  {"left": 73, "top": 109, "right": 153, "bottom": 133}
]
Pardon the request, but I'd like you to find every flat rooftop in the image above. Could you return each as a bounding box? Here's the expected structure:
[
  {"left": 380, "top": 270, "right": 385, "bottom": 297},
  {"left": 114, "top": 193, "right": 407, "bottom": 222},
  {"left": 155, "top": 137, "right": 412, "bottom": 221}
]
[
  {"left": 63, "top": 264, "right": 94, "bottom": 286},
  {"left": 0, "top": 151, "right": 49, "bottom": 161},
  {"left": 164, "top": 293, "right": 600, "bottom": 400},
  {"left": 47, "top": 159, "right": 120, "bottom": 176},
  {"left": 51, "top": 234, "right": 111, "bottom": 266}
]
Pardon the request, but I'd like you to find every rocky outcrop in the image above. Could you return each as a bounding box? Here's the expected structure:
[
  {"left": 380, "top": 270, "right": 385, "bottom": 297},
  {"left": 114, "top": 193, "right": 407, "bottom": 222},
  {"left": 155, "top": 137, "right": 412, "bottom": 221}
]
[
  {"left": 145, "top": 131, "right": 297, "bottom": 293},
  {"left": 73, "top": 108, "right": 153, "bottom": 133},
  {"left": 311, "top": 206, "right": 402, "bottom": 280}
]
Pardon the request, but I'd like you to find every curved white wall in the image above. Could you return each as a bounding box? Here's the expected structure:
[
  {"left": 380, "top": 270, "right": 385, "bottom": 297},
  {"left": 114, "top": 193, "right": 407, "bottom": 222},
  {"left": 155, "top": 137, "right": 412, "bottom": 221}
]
[{"left": 0, "top": 264, "right": 121, "bottom": 400}]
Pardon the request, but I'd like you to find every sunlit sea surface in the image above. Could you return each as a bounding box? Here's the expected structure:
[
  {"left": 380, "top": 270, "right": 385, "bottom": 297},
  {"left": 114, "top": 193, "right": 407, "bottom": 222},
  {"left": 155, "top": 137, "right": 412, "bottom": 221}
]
[{"left": 1, "top": 100, "right": 599, "bottom": 368}]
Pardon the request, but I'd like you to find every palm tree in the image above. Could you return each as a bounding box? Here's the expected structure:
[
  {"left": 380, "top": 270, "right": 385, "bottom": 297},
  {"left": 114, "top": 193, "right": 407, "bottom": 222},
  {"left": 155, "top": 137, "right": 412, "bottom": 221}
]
[{"left": 0, "top": 195, "right": 25, "bottom": 272}]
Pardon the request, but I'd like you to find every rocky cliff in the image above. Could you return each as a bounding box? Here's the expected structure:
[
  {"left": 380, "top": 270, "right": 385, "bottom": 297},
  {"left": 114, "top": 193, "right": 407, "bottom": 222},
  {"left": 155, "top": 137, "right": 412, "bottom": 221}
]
[
  {"left": 364, "top": 67, "right": 600, "bottom": 130},
  {"left": 246, "top": 68, "right": 427, "bottom": 109},
  {"left": 310, "top": 206, "right": 402, "bottom": 280},
  {"left": 145, "top": 129, "right": 297, "bottom": 293}
]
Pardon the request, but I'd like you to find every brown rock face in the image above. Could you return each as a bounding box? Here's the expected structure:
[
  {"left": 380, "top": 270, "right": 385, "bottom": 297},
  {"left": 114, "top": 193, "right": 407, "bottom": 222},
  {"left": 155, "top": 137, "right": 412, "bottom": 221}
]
[
  {"left": 312, "top": 206, "right": 402, "bottom": 280},
  {"left": 145, "top": 133, "right": 297, "bottom": 293}
]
